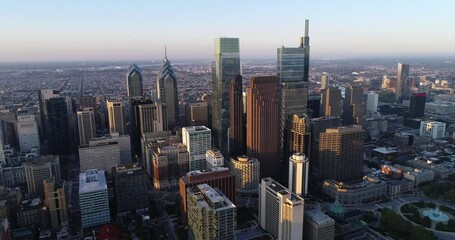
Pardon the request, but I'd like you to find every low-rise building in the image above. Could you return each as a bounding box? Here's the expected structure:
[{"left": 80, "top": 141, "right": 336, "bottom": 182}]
[
  {"left": 419, "top": 121, "right": 446, "bottom": 139},
  {"left": 403, "top": 168, "right": 435, "bottom": 187},
  {"left": 407, "top": 159, "right": 451, "bottom": 179},
  {"left": 322, "top": 178, "right": 387, "bottom": 204}
]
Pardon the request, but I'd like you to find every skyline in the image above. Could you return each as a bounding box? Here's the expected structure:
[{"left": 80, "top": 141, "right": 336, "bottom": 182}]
[{"left": 1, "top": 0, "right": 455, "bottom": 62}]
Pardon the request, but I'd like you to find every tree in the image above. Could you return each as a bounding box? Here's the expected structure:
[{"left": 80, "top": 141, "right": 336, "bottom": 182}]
[{"left": 409, "top": 226, "right": 436, "bottom": 240}]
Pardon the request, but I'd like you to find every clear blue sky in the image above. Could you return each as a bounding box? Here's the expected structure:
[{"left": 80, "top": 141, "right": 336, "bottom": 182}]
[{"left": 1, "top": 0, "right": 454, "bottom": 62}]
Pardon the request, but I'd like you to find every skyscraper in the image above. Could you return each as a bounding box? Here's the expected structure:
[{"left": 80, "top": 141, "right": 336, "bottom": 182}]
[
  {"left": 44, "top": 177, "right": 68, "bottom": 231},
  {"left": 229, "top": 156, "right": 260, "bottom": 194},
  {"left": 318, "top": 125, "right": 364, "bottom": 183},
  {"left": 16, "top": 110, "right": 40, "bottom": 153},
  {"left": 321, "top": 72, "right": 329, "bottom": 89},
  {"left": 107, "top": 100, "right": 126, "bottom": 135},
  {"left": 289, "top": 152, "right": 309, "bottom": 196},
  {"left": 246, "top": 76, "right": 280, "bottom": 178},
  {"left": 185, "top": 102, "right": 209, "bottom": 127},
  {"left": 342, "top": 84, "right": 365, "bottom": 125},
  {"left": 211, "top": 38, "right": 241, "bottom": 156},
  {"left": 158, "top": 47, "right": 179, "bottom": 129},
  {"left": 259, "top": 178, "right": 304, "bottom": 240},
  {"left": 320, "top": 87, "right": 342, "bottom": 117},
  {"left": 182, "top": 126, "right": 212, "bottom": 171},
  {"left": 278, "top": 19, "right": 310, "bottom": 163},
  {"left": 25, "top": 156, "right": 60, "bottom": 198},
  {"left": 365, "top": 91, "right": 379, "bottom": 117},
  {"left": 409, "top": 93, "right": 426, "bottom": 118},
  {"left": 79, "top": 169, "right": 110, "bottom": 229},
  {"left": 38, "top": 89, "right": 60, "bottom": 142},
  {"left": 396, "top": 63, "right": 410, "bottom": 104},
  {"left": 187, "top": 184, "right": 236, "bottom": 240},
  {"left": 304, "top": 209, "right": 335, "bottom": 240},
  {"left": 77, "top": 107, "right": 96, "bottom": 146},
  {"left": 290, "top": 113, "right": 311, "bottom": 157},
  {"left": 45, "top": 97, "right": 77, "bottom": 155},
  {"left": 152, "top": 144, "right": 189, "bottom": 190},
  {"left": 126, "top": 63, "right": 143, "bottom": 98},
  {"left": 229, "top": 75, "right": 245, "bottom": 156}
]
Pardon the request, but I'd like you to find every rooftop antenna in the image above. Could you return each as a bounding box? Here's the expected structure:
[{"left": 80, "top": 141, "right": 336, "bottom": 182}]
[{"left": 164, "top": 45, "right": 168, "bottom": 59}]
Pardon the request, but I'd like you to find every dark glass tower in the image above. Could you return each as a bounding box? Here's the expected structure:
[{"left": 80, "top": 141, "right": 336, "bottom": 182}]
[
  {"left": 211, "top": 38, "right": 241, "bottom": 156},
  {"left": 342, "top": 84, "right": 365, "bottom": 125},
  {"left": 396, "top": 63, "right": 410, "bottom": 104},
  {"left": 229, "top": 75, "right": 245, "bottom": 156},
  {"left": 409, "top": 93, "right": 426, "bottom": 118},
  {"left": 126, "top": 63, "right": 144, "bottom": 98},
  {"left": 158, "top": 47, "right": 179, "bottom": 129},
  {"left": 45, "top": 97, "right": 77, "bottom": 154}
]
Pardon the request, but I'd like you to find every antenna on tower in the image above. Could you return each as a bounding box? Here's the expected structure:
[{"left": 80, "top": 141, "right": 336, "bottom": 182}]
[{"left": 164, "top": 45, "right": 167, "bottom": 59}]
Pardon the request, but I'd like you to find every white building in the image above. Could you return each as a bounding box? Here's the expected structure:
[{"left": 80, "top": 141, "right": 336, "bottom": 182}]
[
  {"left": 16, "top": 112, "right": 40, "bottom": 153},
  {"left": 289, "top": 153, "right": 309, "bottom": 196},
  {"left": 259, "top": 177, "right": 304, "bottom": 240},
  {"left": 206, "top": 149, "right": 224, "bottom": 169},
  {"left": 365, "top": 91, "right": 379, "bottom": 117},
  {"left": 229, "top": 156, "right": 260, "bottom": 193},
  {"left": 79, "top": 169, "right": 110, "bottom": 228},
  {"left": 182, "top": 126, "right": 211, "bottom": 171},
  {"left": 419, "top": 121, "right": 446, "bottom": 139}
]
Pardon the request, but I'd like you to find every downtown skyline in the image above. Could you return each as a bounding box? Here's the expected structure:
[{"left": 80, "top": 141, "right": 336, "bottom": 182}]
[{"left": 1, "top": 0, "right": 455, "bottom": 62}]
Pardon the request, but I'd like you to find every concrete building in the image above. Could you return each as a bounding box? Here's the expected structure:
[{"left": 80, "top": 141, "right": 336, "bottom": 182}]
[
  {"left": 205, "top": 149, "right": 224, "bottom": 169},
  {"left": 289, "top": 153, "right": 309, "bottom": 197},
  {"left": 152, "top": 144, "right": 189, "bottom": 190},
  {"left": 187, "top": 184, "right": 236, "bottom": 240},
  {"left": 321, "top": 72, "right": 329, "bottom": 89},
  {"left": 79, "top": 139, "right": 121, "bottom": 173},
  {"left": 229, "top": 156, "right": 260, "bottom": 194},
  {"left": 419, "top": 121, "right": 446, "bottom": 139},
  {"left": 185, "top": 102, "right": 209, "bottom": 127},
  {"left": 107, "top": 100, "right": 126, "bottom": 135},
  {"left": 407, "top": 159, "right": 451, "bottom": 179},
  {"left": 16, "top": 197, "right": 49, "bottom": 228},
  {"left": 112, "top": 163, "right": 149, "bottom": 216},
  {"left": 25, "top": 155, "right": 60, "bottom": 198},
  {"left": 259, "top": 178, "right": 304, "bottom": 240},
  {"left": 142, "top": 131, "right": 180, "bottom": 177},
  {"left": 77, "top": 107, "right": 96, "bottom": 146},
  {"left": 403, "top": 168, "right": 435, "bottom": 187},
  {"left": 425, "top": 101, "right": 455, "bottom": 114},
  {"left": 322, "top": 178, "right": 387, "bottom": 204},
  {"left": 182, "top": 126, "right": 211, "bottom": 171},
  {"left": 126, "top": 63, "right": 143, "bottom": 98},
  {"left": 157, "top": 48, "right": 179, "bottom": 129},
  {"left": 43, "top": 177, "right": 68, "bottom": 231},
  {"left": 79, "top": 169, "right": 110, "bottom": 228},
  {"left": 16, "top": 111, "right": 40, "bottom": 153},
  {"left": 304, "top": 209, "right": 335, "bottom": 240},
  {"left": 365, "top": 91, "right": 379, "bottom": 118},
  {"left": 179, "top": 167, "right": 236, "bottom": 219}
]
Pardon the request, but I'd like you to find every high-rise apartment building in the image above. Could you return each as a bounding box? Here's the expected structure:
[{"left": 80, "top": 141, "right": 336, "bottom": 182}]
[
  {"left": 290, "top": 113, "right": 311, "bottom": 157},
  {"left": 185, "top": 102, "right": 209, "bottom": 127},
  {"left": 25, "top": 155, "right": 61, "bottom": 198},
  {"left": 182, "top": 126, "right": 211, "bottom": 171},
  {"left": 79, "top": 169, "right": 110, "bottom": 229},
  {"left": 79, "top": 139, "right": 121, "bottom": 173},
  {"left": 319, "top": 125, "right": 364, "bottom": 183},
  {"left": 112, "top": 163, "right": 149, "bottom": 215},
  {"left": 205, "top": 149, "right": 224, "bottom": 169},
  {"left": 107, "top": 100, "right": 126, "bottom": 135},
  {"left": 158, "top": 48, "right": 179, "bottom": 129},
  {"left": 152, "top": 144, "right": 189, "bottom": 190},
  {"left": 45, "top": 97, "right": 77, "bottom": 154},
  {"left": 365, "top": 91, "right": 379, "bottom": 117},
  {"left": 396, "top": 63, "right": 410, "bottom": 104},
  {"left": 187, "top": 184, "right": 236, "bottom": 240},
  {"left": 77, "top": 107, "right": 96, "bottom": 146},
  {"left": 16, "top": 111, "right": 40, "bottom": 153},
  {"left": 342, "top": 84, "right": 365, "bottom": 125},
  {"left": 259, "top": 178, "right": 304, "bottom": 240},
  {"left": 320, "top": 87, "right": 342, "bottom": 117},
  {"left": 289, "top": 153, "right": 309, "bottom": 196},
  {"left": 304, "top": 209, "right": 335, "bottom": 240},
  {"left": 246, "top": 76, "right": 280, "bottom": 178},
  {"left": 212, "top": 38, "right": 241, "bottom": 156},
  {"left": 409, "top": 93, "right": 426, "bottom": 118},
  {"left": 419, "top": 121, "right": 446, "bottom": 139},
  {"left": 229, "top": 75, "right": 245, "bottom": 157},
  {"left": 126, "top": 63, "right": 144, "bottom": 98},
  {"left": 229, "top": 156, "right": 260, "bottom": 193},
  {"left": 278, "top": 20, "right": 310, "bottom": 163},
  {"left": 43, "top": 177, "right": 68, "bottom": 231}
]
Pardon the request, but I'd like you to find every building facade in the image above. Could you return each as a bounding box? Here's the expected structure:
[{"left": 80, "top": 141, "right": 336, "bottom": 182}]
[
  {"left": 126, "top": 63, "right": 143, "bottom": 98},
  {"left": 157, "top": 49, "right": 179, "bottom": 129},
  {"left": 229, "top": 75, "right": 245, "bottom": 157},
  {"left": 304, "top": 209, "right": 335, "bottom": 240},
  {"left": 43, "top": 177, "right": 68, "bottom": 231},
  {"left": 77, "top": 107, "right": 96, "bottom": 146},
  {"left": 205, "top": 149, "right": 224, "bottom": 169},
  {"left": 229, "top": 156, "right": 260, "bottom": 194},
  {"left": 185, "top": 102, "right": 209, "bottom": 127},
  {"left": 79, "top": 139, "right": 121, "bottom": 173},
  {"left": 342, "top": 84, "right": 364, "bottom": 125},
  {"left": 182, "top": 126, "right": 211, "bottom": 171},
  {"left": 16, "top": 111, "right": 40, "bottom": 153},
  {"left": 152, "top": 144, "right": 189, "bottom": 190},
  {"left": 320, "top": 87, "right": 342, "bottom": 117},
  {"left": 419, "top": 121, "right": 446, "bottom": 139},
  {"left": 107, "top": 100, "right": 126, "bottom": 135},
  {"left": 289, "top": 153, "right": 309, "bottom": 196},
  {"left": 79, "top": 170, "right": 110, "bottom": 229},
  {"left": 396, "top": 63, "right": 410, "bottom": 104}
]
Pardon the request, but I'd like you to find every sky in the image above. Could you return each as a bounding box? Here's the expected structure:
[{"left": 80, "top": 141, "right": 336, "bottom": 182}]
[{"left": 1, "top": 0, "right": 455, "bottom": 62}]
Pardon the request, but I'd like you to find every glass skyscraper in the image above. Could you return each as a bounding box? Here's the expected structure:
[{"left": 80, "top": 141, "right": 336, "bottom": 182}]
[
  {"left": 211, "top": 38, "right": 241, "bottom": 156},
  {"left": 126, "top": 63, "right": 144, "bottom": 98},
  {"left": 158, "top": 47, "right": 179, "bottom": 129}
]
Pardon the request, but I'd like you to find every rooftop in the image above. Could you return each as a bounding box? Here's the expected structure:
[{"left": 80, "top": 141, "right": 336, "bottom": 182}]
[
  {"left": 190, "top": 184, "right": 235, "bottom": 210},
  {"left": 182, "top": 125, "right": 211, "bottom": 133},
  {"left": 306, "top": 209, "right": 335, "bottom": 224},
  {"left": 79, "top": 169, "right": 107, "bottom": 194}
]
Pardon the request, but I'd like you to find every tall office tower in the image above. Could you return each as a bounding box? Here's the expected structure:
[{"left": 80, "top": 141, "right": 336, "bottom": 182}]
[
  {"left": 130, "top": 99, "right": 167, "bottom": 160},
  {"left": 112, "top": 163, "right": 149, "bottom": 216},
  {"left": 107, "top": 100, "right": 126, "bottom": 135},
  {"left": 205, "top": 149, "right": 224, "bottom": 169},
  {"left": 38, "top": 89, "right": 60, "bottom": 142},
  {"left": 290, "top": 113, "right": 311, "bottom": 157},
  {"left": 16, "top": 110, "right": 40, "bottom": 153},
  {"left": 259, "top": 178, "right": 304, "bottom": 240},
  {"left": 79, "top": 139, "right": 121, "bottom": 173},
  {"left": 25, "top": 156, "right": 61, "bottom": 198},
  {"left": 342, "top": 84, "right": 365, "bottom": 125},
  {"left": 319, "top": 125, "right": 364, "bottom": 183},
  {"left": 246, "top": 76, "right": 280, "bottom": 178},
  {"left": 185, "top": 102, "right": 209, "bottom": 127},
  {"left": 182, "top": 126, "right": 211, "bottom": 171},
  {"left": 304, "top": 209, "right": 335, "bottom": 240},
  {"left": 321, "top": 72, "right": 329, "bottom": 89},
  {"left": 126, "top": 63, "right": 143, "bottom": 98},
  {"left": 179, "top": 167, "right": 236, "bottom": 219},
  {"left": 320, "top": 87, "right": 342, "bottom": 117},
  {"left": 229, "top": 75, "right": 245, "bottom": 156},
  {"left": 289, "top": 153, "right": 309, "bottom": 196},
  {"left": 365, "top": 91, "right": 379, "bottom": 117},
  {"left": 77, "top": 107, "right": 96, "bottom": 146},
  {"left": 152, "top": 143, "right": 189, "bottom": 190},
  {"left": 396, "top": 63, "right": 410, "bottom": 104},
  {"left": 45, "top": 97, "right": 77, "bottom": 155},
  {"left": 409, "top": 93, "right": 426, "bottom": 118},
  {"left": 158, "top": 48, "right": 179, "bottom": 129},
  {"left": 310, "top": 117, "right": 342, "bottom": 187},
  {"left": 278, "top": 20, "right": 310, "bottom": 163},
  {"left": 79, "top": 169, "right": 110, "bottom": 229},
  {"left": 79, "top": 95, "right": 97, "bottom": 109},
  {"left": 187, "top": 184, "right": 236, "bottom": 240},
  {"left": 229, "top": 156, "right": 260, "bottom": 193},
  {"left": 307, "top": 94, "right": 321, "bottom": 118},
  {"left": 43, "top": 177, "right": 68, "bottom": 231},
  {"left": 211, "top": 37, "right": 241, "bottom": 156}
]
